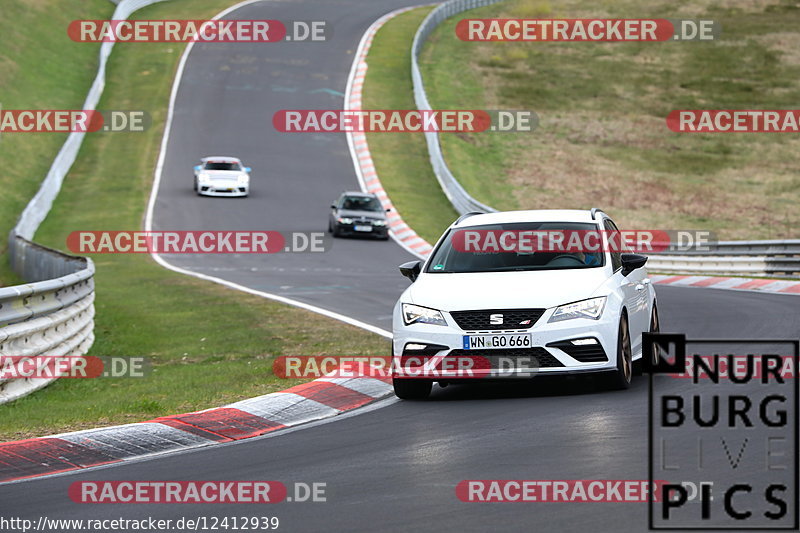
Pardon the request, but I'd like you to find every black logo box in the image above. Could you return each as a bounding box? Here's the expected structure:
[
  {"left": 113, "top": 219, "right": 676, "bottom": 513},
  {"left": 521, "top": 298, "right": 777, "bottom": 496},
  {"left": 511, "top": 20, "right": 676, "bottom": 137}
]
[{"left": 645, "top": 334, "right": 799, "bottom": 531}]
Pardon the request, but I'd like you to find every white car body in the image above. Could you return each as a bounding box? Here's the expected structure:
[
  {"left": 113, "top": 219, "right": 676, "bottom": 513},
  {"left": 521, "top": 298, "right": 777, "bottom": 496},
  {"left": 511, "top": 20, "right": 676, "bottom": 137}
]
[
  {"left": 194, "top": 156, "right": 250, "bottom": 197},
  {"left": 391, "top": 209, "right": 658, "bottom": 399}
]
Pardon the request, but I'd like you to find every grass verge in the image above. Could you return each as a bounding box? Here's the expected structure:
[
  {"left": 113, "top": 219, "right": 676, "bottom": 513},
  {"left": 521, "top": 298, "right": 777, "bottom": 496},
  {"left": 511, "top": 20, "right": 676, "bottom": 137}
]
[
  {"left": 362, "top": 7, "right": 459, "bottom": 245},
  {"left": 0, "top": 0, "right": 388, "bottom": 442},
  {"left": 367, "top": 0, "right": 800, "bottom": 241},
  {"left": 0, "top": 0, "right": 113, "bottom": 285}
]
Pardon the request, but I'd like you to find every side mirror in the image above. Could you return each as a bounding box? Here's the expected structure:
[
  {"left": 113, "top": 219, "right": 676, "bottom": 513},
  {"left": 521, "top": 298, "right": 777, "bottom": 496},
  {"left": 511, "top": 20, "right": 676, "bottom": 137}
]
[
  {"left": 386, "top": 208, "right": 392, "bottom": 212},
  {"left": 194, "top": 165, "right": 202, "bottom": 172},
  {"left": 399, "top": 260, "right": 422, "bottom": 282},
  {"left": 621, "top": 253, "right": 647, "bottom": 276},
  {"left": 330, "top": 204, "right": 337, "bottom": 209},
  {"left": 244, "top": 167, "right": 252, "bottom": 173}
]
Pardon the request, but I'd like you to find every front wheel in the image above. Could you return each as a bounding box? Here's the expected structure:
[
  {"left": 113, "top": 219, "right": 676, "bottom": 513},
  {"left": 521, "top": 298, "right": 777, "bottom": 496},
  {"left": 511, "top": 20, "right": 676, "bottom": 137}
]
[
  {"left": 605, "top": 315, "right": 632, "bottom": 390},
  {"left": 393, "top": 378, "right": 432, "bottom": 400}
]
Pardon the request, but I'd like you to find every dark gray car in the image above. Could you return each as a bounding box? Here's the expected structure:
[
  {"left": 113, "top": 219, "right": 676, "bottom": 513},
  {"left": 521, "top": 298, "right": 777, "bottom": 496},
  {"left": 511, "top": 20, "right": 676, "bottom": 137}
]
[{"left": 328, "top": 191, "right": 390, "bottom": 239}]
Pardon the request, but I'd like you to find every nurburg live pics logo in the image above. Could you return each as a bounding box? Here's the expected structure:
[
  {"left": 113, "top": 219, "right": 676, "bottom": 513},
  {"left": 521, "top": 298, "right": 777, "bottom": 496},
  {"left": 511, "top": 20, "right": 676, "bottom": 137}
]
[{"left": 643, "top": 333, "right": 799, "bottom": 530}]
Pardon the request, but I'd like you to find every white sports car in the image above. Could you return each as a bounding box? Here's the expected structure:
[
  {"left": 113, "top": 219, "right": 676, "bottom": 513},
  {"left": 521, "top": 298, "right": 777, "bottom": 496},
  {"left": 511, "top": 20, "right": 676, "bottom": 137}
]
[
  {"left": 193, "top": 156, "right": 250, "bottom": 197},
  {"left": 391, "top": 209, "right": 659, "bottom": 399}
]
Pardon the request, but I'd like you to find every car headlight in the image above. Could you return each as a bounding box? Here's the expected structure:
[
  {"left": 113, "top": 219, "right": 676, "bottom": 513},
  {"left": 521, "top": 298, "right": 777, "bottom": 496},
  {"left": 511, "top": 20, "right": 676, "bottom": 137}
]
[
  {"left": 337, "top": 217, "right": 353, "bottom": 224},
  {"left": 548, "top": 296, "right": 607, "bottom": 323},
  {"left": 402, "top": 303, "right": 447, "bottom": 327},
  {"left": 238, "top": 175, "right": 248, "bottom": 184},
  {"left": 372, "top": 220, "right": 387, "bottom": 226},
  {"left": 198, "top": 173, "right": 210, "bottom": 182}
]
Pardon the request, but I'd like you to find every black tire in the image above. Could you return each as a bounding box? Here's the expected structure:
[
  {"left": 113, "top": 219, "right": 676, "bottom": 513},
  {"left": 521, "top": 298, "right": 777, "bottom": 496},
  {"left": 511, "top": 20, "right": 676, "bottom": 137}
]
[
  {"left": 606, "top": 315, "right": 633, "bottom": 390},
  {"left": 393, "top": 378, "right": 432, "bottom": 400},
  {"left": 193, "top": 178, "right": 198, "bottom": 192},
  {"left": 332, "top": 224, "right": 341, "bottom": 238}
]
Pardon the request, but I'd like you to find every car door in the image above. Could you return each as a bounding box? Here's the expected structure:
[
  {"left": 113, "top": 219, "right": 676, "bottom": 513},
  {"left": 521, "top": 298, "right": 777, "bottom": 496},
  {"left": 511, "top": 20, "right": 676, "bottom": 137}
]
[{"left": 604, "top": 218, "right": 648, "bottom": 357}]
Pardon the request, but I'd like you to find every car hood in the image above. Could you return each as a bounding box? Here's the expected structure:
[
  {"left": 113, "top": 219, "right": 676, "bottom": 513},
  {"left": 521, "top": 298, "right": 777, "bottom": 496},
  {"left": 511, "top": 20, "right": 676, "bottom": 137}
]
[
  {"left": 405, "top": 267, "right": 610, "bottom": 311},
  {"left": 336, "top": 209, "right": 386, "bottom": 220},
  {"left": 202, "top": 170, "right": 247, "bottom": 181}
]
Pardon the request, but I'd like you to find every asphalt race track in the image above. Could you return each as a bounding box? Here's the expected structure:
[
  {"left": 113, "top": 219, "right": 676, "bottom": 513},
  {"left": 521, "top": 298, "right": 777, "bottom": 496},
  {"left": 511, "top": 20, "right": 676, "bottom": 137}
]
[
  {"left": 149, "top": 0, "right": 423, "bottom": 330},
  {"left": 2, "top": 1, "right": 799, "bottom": 532}
]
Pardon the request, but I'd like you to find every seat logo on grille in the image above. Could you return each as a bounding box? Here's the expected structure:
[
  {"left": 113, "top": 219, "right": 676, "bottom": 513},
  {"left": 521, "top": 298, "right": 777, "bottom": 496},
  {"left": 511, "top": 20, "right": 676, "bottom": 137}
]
[{"left": 489, "top": 314, "right": 504, "bottom": 325}]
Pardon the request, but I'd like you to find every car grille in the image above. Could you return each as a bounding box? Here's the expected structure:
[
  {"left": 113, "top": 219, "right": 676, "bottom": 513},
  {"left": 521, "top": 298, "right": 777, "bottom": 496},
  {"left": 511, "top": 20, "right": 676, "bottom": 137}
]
[
  {"left": 547, "top": 340, "right": 608, "bottom": 363},
  {"left": 446, "top": 348, "right": 564, "bottom": 369},
  {"left": 449, "top": 309, "right": 546, "bottom": 331}
]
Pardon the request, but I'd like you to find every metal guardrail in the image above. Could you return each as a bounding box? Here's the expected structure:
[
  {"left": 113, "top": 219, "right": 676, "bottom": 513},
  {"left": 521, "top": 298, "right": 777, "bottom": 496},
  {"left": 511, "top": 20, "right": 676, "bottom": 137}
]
[
  {"left": 0, "top": 234, "right": 96, "bottom": 403},
  {"left": 3, "top": 233, "right": 95, "bottom": 327},
  {"left": 0, "top": 0, "right": 171, "bottom": 405},
  {"left": 411, "top": 0, "right": 799, "bottom": 279},
  {"left": 411, "top": 0, "right": 502, "bottom": 215},
  {"left": 646, "top": 240, "right": 800, "bottom": 277}
]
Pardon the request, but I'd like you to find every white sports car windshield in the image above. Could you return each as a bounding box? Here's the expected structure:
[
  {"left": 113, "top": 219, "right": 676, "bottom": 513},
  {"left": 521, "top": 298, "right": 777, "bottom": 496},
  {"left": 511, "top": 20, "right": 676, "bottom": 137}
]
[
  {"left": 426, "top": 222, "right": 606, "bottom": 273},
  {"left": 204, "top": 162, "right": 242, "bottom": 171}
]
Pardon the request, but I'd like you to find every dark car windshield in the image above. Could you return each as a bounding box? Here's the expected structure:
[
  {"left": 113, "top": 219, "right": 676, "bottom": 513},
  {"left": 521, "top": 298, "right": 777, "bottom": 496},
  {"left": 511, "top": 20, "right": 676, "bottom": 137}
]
[
  {"left": 340, "top": 196, "right": 382, "bottom": 212},
  {"left": 204, "top": 161, "right": 241, "bottom": 171},
  {"left": 425, "top": 222, "right": 606, "bottom": 273}
]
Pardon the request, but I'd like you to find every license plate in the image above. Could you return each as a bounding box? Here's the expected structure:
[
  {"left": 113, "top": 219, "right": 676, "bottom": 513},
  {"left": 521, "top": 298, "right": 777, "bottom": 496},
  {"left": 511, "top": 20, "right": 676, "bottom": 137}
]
[
  {"left": 462, "top": 333, "right": 532, "bottom": 350},
  {"left": 354, "top": 225, "right": 373, "bottom": 232}
]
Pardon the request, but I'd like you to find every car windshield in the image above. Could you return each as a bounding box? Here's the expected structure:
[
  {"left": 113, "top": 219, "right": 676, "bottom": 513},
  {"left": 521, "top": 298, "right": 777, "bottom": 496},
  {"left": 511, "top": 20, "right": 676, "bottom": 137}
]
[
  {"left": 340, "top": 196, "right": 382, "bottom": 212},
  {"left": 204, "top": 161, "right": 241, "bottom": 171},
  {"left": 425, "top": 222, "right": 606, "bottom": 273}
]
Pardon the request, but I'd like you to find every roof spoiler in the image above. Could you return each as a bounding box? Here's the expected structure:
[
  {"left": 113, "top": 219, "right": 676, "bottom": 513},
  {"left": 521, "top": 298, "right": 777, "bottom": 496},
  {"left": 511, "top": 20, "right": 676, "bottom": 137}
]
[
  {"left": 454, "top": 211, "right": 485, "bottom": 224},
  {"left": 590, "top": 208, "right": 606, "bottom": 220}
]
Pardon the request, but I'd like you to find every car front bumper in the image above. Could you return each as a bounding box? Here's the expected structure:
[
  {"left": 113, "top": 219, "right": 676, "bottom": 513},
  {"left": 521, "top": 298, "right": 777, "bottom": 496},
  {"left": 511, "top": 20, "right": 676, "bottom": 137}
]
[
  {"left": 391, "top": 305, "right": 620, "bottom": 380},
  {"left": 199, "top": 184, "right": 248, "bottom": 197},
  {"left": 335, "top": 222, "right": 389, "bottom": 237}
]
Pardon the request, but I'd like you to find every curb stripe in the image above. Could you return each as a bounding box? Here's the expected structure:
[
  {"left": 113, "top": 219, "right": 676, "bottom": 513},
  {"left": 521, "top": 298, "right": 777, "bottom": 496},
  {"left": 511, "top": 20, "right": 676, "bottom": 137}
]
[
  {"left": 0, "top": 438, "right": 119, "bottom": 482},
  {"left": 160, "top": 408, "right": 286, "bottom": 440},
  {"left": 653, "top": 273, "right": 800, "bottom": 295},
  {"left": 689, "top": 277, "right": 732, "bottom": 287},
  {"left": 344, "top": 5, "right": 433, "bottom": 261},
  {"left": 285, "top": 381, "right": 374, "bottom": 411},
  {"left": 733, "top": 278, "right": 776, "bottom": 290}
]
